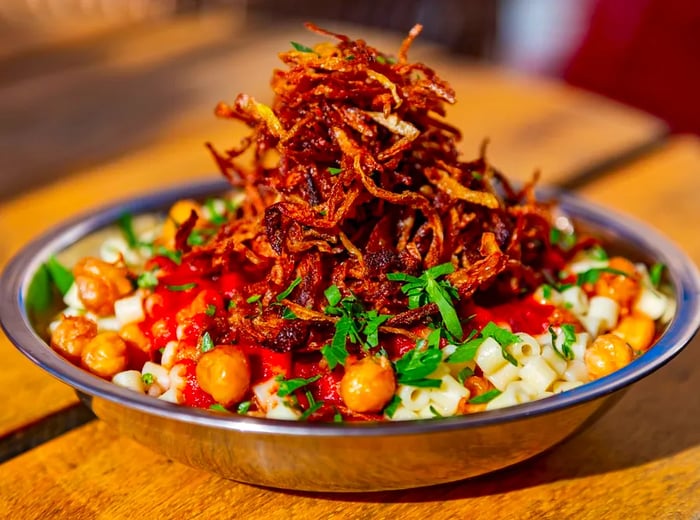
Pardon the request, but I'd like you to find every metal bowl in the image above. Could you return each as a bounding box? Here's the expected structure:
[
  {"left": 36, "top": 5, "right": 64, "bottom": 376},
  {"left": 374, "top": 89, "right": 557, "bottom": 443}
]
[{"left": 2, "top": 179, "right": 699, "bottom": 492}]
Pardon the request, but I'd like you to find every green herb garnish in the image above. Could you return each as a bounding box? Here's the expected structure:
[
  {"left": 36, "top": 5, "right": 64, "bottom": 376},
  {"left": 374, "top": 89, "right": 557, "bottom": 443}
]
[
  {"left": 550, "top": 228, "right": 577, "bottom": 250},
  {"left": 141, "top": 373, "right": 155, "bottom": 385},
  {"left": 276, "top": 276, "right": 302, "bottom": 302},
  {"left": 588, "top": 245, "right": 609, "bottom": 261},
  {"left": 327, "top": 167, "right": 343, "bottom": 175},
  {"left": 394, "top": 330, "right": 443, "bottom": 388},
  {"left": 448, "top": 322, "right": 519, "bottom": 366},
  {"left": 468, "top": 389, "right": 501, "bottom": 404},
  {"left": 276, "top": 375, "right": 321, "bottom": 397},
  {"left": 456, "top": 366, "right": 474, "bottom": 385},
  {"left": 291, "top": 41, "right": 314, "bottom": 53},
  {"left": 45, "top": 255, "right": 74, "bottom": 295},
  {"left": 246, "top": 294, "right": 262, "bottom": 304},
  {"left": 209, "top": 403, "right": 228, "bottom": 413},
  {"left": 387, "top": 263, "right": 462, "bottom": 339},
  {"left": 205, "top": 304, "right": 217, "bottom": 317},
  {"left": 137, "top": 270, "right": 159, "bottom": 289},
  {"left": 384, "top": 395, "right": 402, "bottom": 418},
  {"left": 166, "top": 282, "right": 197, "bottom": 292},
  {"left": 549, "top": 325, "right": 576, "bottom": 360},
  {"left": 117, "top": 212, "right": 139, "bottom": 248},
  {"left": 237, "top": 401, "right": 251, "bottom": 414},
  {"left": 576, "top": 267, "right": 629, "bottom": 286},
  {"left": 649, "top": 262, "right": 665, "bottom": 288},
  {"left": 204, "top": 198, "right": 228, "bottom": 225},
  {"left": 299, "top": 391, "right": 323, "bottom": 421},
  {"left": 199, "top": 332, "right": 214, "bottom": 353}
]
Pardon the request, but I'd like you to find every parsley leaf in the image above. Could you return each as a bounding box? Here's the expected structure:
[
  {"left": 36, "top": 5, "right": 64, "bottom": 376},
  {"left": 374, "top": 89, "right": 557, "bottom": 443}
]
[
  {"left": 649, "top": 262, "right": 665, "bottom": 287},
  {"left": 166, "top": 282, "right": 197, "bottom": 292},
  {"left": 327, "top": 167, "right": 343, "bottom": 175},
  {"left": 117, "top": 212, "right": 139, "bottom": 248},
  {"left": 276, "top": 276, "right": 302, "bottom": 302},
  {"left": 276, "top": 375, "right": 321, "bottom": 397},
  {"left": 203, "top": 198, "right": 228, "bottom": 225},
  {"left": 394, "top": 333, "right": 442, "bottom": 388},
  {"left": 384, "top": 395, "right": 402, "bottom": 418},
  {"left": 576, "top": 267, "right": 629, "bottom": 286},
  {"left": 199, "top": 332, "right": 214, "bottom": 353},
  {"left": 468, "top": 389, "right": 501, "bottom": 404},
  {"left": 246, "top": 294, "right": 262, "bottom": 304},
  {"left": 449, "top": 322, "right": 519, "bottom": 366},
  {"left": 549, "top": 325, "right": 576, "bottom": 360},
  {"left": 205, "top": 304, "right": 217, "bottom": 317},
  {"left": 137, "top": 270, "right": 159, "bottom": 289},
  {"left": 588, "top": 245, "right": 609, "bottom": 261},
  {"left": 209, "top": 403, "right": 228, "bottom": 413},
  {"left": 456, "top": 366, "right": 474, "bottom": 385},
  {"left": 387, "top": 263, "right": 462, "bottom": 339},
  {"left": 141, "top": 373, "right": 155, "bottom": 385},
  {"left": 45, "top": 255, "right": 74, "bottom": 295},
  {"left": 299, "top": 391, "right": 323, "bottom": 421},
  {"left": 237, "top": 401, "right": 251, "bottom": 414},
  {"left": 550, "top": 228, "right": 577, "bottom": 250},
  {"left": 291, "top": 41, "right": 314, "bottom": 53}
]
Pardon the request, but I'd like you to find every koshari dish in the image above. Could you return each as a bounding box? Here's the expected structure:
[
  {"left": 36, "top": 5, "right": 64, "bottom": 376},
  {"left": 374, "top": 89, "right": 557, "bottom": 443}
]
[{"left": 46, "top": 24, "right": 670, "bottom": 421}]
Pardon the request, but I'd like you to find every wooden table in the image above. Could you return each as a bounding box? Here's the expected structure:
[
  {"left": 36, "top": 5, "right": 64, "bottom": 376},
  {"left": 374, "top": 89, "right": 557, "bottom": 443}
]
[{"left": 1, "top": 11, "right": 698, "bottom": 519}]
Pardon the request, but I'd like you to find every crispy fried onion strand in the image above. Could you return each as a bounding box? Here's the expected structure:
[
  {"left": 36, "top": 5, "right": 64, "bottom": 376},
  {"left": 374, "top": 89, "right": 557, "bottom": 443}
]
[{"left": 191, "top": 24, "right": 556, "bottom": 352}]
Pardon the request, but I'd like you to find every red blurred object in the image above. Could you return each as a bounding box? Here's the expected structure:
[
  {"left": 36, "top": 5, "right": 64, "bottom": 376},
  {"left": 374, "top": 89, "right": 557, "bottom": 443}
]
[{"left": 564, "top": 0, "right": 700, "bottom": 134}]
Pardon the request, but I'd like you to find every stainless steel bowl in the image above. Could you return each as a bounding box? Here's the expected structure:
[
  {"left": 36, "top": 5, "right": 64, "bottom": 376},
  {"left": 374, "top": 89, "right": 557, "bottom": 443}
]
[{"left": 2, "top": 179, "right": 699, "bottom": 492}]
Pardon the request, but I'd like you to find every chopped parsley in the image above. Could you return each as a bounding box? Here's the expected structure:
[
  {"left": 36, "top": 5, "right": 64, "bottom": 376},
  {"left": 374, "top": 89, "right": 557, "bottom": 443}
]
[
  {"left": 199, "top": 331, "right": 214, "bottom": 353},
  {"left": 649, "top": 262, "right": 665, "bottom": 287},
  {"left": 246, "top": 294, "right": 262, "bottom": 304},
  {"left": 542, "top": 284, "right": 553, "bottom": 300},
  {"left": 237, "top": 401, "right": 251, "bottom": 414},
  {"left": 166, "top": 282, "right": 197, "bottom": 292},
  {"left": 203, "top": 198, "right": 228, "bottom": 225},
  {"left": 153, "top": 245, "right": 182, "bottom": 265},
  {"left": 468, "top": 389, "right": 501, "bottom": 404},
  {"left": 141, "top": 372, "right": 155, "bottom": 385},
  {"left": 320, "top": 285, "right": 391, "bottom": 369},
  {"left": 291, "top": 41, "right": 314, "bottom": 53},
  {"left": 276, "top": 374, "right": 321, "bottom": 397},
  {"left": 394, "top": 329, "right": 442, "bottom": 388},
  {"left": 299, "top": 391, "right": 324, "bottom": 421},
  {"left": 576, "top": 267, "right": 629, "bottom": 286},
  {"left": 456, "top": 366, "right": 474, "bottom": 385},
  {"left": 447, "top": 322, "right": 519, "bottom": 366},
  {"left": 209, "top": 403, "right": 228, "bottom": 413},
  {"left": 205, "top": 304, "right": 217, "bottom": 317},
  {"left": 327, "top": 167, "right": 343, "bottom": 175},
  {"left": 137, "top": 270, "right": 159, "bottom": 289},
  {"left": 588, "top": 245, "right": 609, "bottom": 261},
  {"left": 549, "top": 324, "right": 576, "bottom": 360},
  {"left": 387, "top": 263, "right": 463, "bottom": 339},
  {"left": 384, "top": 395, "right": 402, "bottom": 418},
  {"left": 117, "top": 212, "right": 139, "bottom": 248},
  {"left": 550, "top": 228, "right": 577, "bottom": 250},
  {"left": 276, "top": 276, "right": 302, "bottom": 302},
  {"left": 45, "top": 255, "right": 74, "bottom": 295}
]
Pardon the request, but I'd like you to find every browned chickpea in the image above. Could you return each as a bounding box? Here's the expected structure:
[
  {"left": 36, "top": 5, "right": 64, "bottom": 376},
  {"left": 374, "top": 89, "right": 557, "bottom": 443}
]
[
  {"left": 196, "top": 346, "right": 251, "bottom": 407},
  {"left": 81, "top": 332, "right": 129, "bottom": 379},
  {"left": 340, "top": 356, "right": 396, "bottom": 413},
  {"left": 73, "top": 257, "right": 133, "bottom": 316},
  {"left": 118, "top": 323, "right": 150, "bottom": 354},
  {"left": 585, "top": 333, "right": 634, "bottom": 380},
  {"left": 50, "top": 315, "right": 98, "bottom": 360},
  {"left": 594, "top": 257, "right": 640, "bottom": 313},
  {"left": 612, "top": 314, "right": 656, "bottom": 353}
]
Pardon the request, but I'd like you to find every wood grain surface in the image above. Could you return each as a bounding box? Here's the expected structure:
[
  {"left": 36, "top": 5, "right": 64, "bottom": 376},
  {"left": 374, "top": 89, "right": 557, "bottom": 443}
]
[{"left": 1, "top": 137, "right": 698, "bottom": 519}]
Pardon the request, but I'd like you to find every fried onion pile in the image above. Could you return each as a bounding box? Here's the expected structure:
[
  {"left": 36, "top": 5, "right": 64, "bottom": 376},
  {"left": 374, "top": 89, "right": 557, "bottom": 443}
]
[{"left": 185, "top": 23, "right": 559, "bottom": 354}]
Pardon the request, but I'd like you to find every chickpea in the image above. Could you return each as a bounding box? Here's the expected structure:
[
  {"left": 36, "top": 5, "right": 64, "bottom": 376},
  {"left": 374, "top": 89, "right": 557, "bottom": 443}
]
[
  {"left": 73, "top": 257, "right": 133, "bottom": 316},
  {"left": 594, "top": 256, "right": 640, "bottom": 312},
  {"left": 50, "top": 315, "right": 98, "bottom": 360},
  {"left": 81, "top": 332, "right": 129, "bottom": 379},
  {"left": 160, "top": 199, "right": 201, "bottom": 249},
  {"left": 119, "top": 323, "right": 151, "bottom": 354},
  {"left": 340, "top": 356, "right": 396, "bottom": 413},
  {"left": 612, "top": 314, "right": 656, "bottom": 353},
  {"left": 584, "top": 333, "right": 634, "bottom": 380},
  {"left": 196, "top": 346, "right": 251, "bottom": 407}
]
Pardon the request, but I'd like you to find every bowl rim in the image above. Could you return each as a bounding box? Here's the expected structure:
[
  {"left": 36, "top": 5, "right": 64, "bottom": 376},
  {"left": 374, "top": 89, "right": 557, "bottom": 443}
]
[{"left": 1, "top": 178, "right": 699, "bottom": 437}]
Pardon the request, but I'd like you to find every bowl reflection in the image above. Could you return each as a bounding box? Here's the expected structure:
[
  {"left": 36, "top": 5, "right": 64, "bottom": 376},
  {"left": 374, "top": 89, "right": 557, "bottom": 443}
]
[{"left": 1, "top": 179, "right": 699, "bottom": 492}]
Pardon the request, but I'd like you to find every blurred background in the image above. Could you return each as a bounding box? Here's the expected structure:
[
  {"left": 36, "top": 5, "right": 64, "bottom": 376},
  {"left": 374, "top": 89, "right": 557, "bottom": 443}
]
[{"left": 1, "top": 0, "right": 698, "bottom": 200}]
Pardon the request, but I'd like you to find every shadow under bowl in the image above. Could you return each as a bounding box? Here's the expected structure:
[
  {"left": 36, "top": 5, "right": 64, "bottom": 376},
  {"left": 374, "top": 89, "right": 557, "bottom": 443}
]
[{"left": 1, "top": 179, "right": 699, "bottom": 492}]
